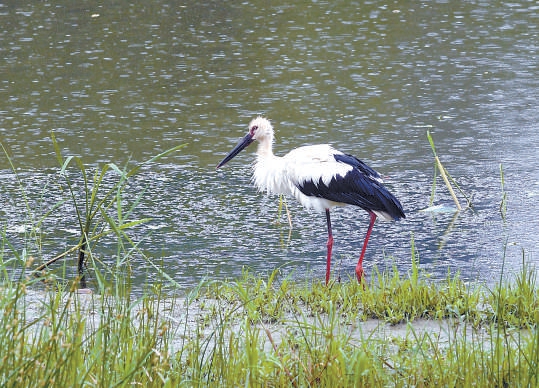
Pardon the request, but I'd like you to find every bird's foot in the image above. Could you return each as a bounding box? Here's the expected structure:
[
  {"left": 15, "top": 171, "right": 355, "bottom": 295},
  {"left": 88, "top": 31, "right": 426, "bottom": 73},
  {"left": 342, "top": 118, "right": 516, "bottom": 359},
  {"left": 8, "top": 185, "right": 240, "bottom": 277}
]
[{"left": 355, "top": 266, "right": 364, "bottom": 283}]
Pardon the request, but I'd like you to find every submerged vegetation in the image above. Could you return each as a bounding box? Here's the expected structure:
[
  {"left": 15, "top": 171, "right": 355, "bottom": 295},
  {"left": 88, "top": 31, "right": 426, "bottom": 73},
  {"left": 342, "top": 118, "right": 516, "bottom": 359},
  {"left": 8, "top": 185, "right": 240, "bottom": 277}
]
[{"left": 1, "top": 136, "right": 538, "bottom": 387}]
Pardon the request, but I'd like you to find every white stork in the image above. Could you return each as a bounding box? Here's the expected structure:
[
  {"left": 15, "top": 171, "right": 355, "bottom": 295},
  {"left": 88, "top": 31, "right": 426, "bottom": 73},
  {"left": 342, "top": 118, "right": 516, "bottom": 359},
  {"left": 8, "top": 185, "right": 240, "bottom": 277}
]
[{"left": 216, "top": 116, "right": 405, "bottom": 284}]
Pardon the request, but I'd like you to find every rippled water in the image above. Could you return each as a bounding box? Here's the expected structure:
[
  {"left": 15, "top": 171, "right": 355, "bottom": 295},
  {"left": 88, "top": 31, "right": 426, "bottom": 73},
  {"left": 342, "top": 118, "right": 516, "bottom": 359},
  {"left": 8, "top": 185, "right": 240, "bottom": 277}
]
[{"left": 1, "top": 1, "right": 538, "bottom": 290}]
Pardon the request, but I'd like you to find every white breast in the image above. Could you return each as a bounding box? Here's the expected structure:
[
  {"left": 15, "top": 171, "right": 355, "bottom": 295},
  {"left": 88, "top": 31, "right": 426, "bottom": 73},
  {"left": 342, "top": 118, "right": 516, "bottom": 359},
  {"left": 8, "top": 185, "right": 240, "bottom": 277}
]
[
  {"left": 252, "top": 144, "right": 353, "bottom": 212},
  {"left": 252, "top": 155, "right": 294, "bottom": 196}
]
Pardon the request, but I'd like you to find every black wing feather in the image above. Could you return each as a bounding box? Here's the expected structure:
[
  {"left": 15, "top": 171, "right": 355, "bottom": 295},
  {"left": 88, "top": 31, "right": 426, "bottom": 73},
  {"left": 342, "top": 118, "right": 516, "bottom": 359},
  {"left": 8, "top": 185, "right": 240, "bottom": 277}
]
[{"left": 297, "top": 153, "right": 405, "bottom": 220}]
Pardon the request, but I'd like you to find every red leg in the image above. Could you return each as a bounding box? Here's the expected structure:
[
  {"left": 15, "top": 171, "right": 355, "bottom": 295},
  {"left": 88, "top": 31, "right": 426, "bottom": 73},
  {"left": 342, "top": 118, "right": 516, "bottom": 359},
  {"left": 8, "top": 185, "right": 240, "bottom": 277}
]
[
  {"left": 325, "top": 209, "right": 333, "bottom": 285},
  {"left": 356, "top": 211, "right": 377, "bottom": 282}
]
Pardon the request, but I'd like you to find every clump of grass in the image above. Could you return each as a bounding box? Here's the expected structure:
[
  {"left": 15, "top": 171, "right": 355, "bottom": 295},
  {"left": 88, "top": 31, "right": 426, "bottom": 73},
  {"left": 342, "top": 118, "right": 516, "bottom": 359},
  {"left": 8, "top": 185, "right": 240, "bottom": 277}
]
[
  {"left": 1, "top": 134, "right": 185, "bottom": 291},
  {"left": 187, "top": 259, "right": 539, "bottom": 386},
  {"left": 485, "top": 258, "right": 539, "bottom": 328},
  {"left": 3, "top": 255, "right": 539, "bottom": 386},
  {"left": 0, "top": 275, "right": 175, "bottom": 386}
]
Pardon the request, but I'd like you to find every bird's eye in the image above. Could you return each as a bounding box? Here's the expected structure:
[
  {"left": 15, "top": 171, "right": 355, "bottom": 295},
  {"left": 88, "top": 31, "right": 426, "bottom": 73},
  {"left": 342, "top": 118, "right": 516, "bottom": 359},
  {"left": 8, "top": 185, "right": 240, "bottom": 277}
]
[{"left": 250, "top": 125, "right": 258, "bottom": 136}]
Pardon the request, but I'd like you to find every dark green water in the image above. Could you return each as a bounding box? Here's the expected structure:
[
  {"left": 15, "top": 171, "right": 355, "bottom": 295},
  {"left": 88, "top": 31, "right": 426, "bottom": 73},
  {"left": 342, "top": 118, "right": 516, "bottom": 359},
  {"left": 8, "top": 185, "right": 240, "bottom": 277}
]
[{"left": 1, "top": 1, "right": 538, "bottom": 289}]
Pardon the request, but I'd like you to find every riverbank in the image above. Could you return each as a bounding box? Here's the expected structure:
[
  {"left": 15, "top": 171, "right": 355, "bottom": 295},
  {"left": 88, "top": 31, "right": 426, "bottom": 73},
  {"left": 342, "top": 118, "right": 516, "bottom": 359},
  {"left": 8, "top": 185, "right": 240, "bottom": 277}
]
[{"left": 2, "top": 261, "right": 538, "bottom": 387}]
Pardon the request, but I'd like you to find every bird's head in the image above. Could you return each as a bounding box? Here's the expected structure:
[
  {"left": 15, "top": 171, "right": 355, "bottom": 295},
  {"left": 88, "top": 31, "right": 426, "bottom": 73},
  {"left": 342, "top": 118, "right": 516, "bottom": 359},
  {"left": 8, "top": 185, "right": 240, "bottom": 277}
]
[{"left": 216, "top": 116, "right": 274, "bottom": 168}]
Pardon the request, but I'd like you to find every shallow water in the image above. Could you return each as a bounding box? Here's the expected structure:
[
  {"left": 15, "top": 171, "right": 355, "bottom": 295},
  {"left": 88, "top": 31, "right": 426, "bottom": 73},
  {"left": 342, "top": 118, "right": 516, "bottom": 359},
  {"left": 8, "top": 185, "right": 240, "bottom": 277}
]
[{"left": 1, "top": 1, "right": 538, "bottom": 290}]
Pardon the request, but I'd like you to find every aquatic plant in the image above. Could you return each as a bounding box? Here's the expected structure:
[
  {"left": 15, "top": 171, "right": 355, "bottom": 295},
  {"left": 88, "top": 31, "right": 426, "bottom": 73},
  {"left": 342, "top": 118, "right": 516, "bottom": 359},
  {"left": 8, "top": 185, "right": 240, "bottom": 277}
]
[
  {"left": 427, "top": 130, "right": 472, "bottom": 211},
  {"left": 1, "top": 134, "right": 186, "bottom": 288},
  {"left": 499, "top": 163, "right": 508, "bottom": 220}
]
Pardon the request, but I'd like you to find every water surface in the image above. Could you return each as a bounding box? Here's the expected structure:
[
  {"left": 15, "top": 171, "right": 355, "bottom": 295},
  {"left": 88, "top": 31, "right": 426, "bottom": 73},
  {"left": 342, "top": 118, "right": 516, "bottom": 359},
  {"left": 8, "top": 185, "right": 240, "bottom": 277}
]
[{"left": 1, "top": 0, "right": 538, "bottom": 290}]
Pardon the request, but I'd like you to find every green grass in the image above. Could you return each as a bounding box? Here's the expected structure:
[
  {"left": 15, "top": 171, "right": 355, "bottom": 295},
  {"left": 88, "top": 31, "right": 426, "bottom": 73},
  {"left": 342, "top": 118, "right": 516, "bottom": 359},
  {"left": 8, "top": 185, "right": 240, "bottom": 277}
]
[{"left": 2, "top": 262, "right": 539, "bottom": 387}]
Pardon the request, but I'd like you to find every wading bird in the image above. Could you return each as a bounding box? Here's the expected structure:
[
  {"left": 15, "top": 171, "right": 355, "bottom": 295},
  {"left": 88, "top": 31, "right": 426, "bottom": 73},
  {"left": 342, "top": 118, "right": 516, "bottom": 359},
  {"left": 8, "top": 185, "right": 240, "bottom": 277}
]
[{"left": 216, "top": 117, "right": 405, "bottom": 284}]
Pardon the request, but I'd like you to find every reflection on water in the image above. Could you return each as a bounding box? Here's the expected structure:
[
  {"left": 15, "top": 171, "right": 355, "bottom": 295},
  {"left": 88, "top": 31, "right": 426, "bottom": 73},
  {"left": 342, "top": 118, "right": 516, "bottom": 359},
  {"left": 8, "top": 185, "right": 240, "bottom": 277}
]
[{"left": 0, "top": 1, "right": 538, "bottom": 290}]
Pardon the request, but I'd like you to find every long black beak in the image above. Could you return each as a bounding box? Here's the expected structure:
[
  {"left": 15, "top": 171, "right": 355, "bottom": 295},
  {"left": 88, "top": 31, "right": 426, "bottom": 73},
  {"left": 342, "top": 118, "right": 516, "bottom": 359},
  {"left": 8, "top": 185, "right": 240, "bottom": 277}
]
[{"left": 216, "top": 133, "right": 254, "bottom": 169}]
